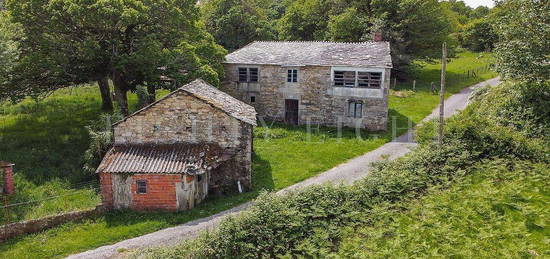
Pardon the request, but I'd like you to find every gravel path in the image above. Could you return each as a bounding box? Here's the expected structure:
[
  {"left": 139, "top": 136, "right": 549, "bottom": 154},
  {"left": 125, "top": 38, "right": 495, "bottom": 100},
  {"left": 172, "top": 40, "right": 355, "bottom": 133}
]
[{"left": 67, "top": 77, "right": 500, "bottom": 259}]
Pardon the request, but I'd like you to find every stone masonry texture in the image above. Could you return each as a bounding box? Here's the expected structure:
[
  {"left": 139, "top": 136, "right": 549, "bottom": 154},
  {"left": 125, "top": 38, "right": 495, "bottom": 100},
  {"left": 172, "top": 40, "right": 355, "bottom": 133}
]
[{"left": 221, "top": 64, "right": 390, "bottom": 131}]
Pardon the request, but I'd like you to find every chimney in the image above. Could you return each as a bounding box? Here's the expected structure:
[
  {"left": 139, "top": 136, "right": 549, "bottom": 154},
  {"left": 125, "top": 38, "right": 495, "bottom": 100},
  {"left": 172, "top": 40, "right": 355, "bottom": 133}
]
[
  {"left": 374, "top": 31, "right": 383, "bottom": 42},
  {"left": 1, "top": 161, "right": 15, "bottom": 196}
]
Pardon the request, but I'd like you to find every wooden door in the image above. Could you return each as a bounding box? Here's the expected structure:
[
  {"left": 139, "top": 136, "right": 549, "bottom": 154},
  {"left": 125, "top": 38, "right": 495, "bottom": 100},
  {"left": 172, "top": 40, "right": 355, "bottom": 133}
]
[
  {"left": 112, "top": 174, "right": 132, "bottom": 209},
  {"left": 285, "top": 99, "right": 299, "bottom": 125}
]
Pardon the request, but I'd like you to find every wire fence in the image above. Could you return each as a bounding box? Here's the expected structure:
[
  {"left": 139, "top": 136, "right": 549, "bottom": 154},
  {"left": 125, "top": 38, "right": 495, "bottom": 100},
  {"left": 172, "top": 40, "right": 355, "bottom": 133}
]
[
  {"left": 390, "top": 64, "right": 494, "bottom": 91},
  {"left": 1, "top": 180, "right": 100, "bottom": 224}
]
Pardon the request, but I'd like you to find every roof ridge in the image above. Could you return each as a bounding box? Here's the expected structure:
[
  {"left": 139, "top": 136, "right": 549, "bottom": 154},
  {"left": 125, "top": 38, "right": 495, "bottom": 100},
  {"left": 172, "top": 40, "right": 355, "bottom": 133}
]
[{"left": 252, "top": 40, "right": 384, "bottom": 44}]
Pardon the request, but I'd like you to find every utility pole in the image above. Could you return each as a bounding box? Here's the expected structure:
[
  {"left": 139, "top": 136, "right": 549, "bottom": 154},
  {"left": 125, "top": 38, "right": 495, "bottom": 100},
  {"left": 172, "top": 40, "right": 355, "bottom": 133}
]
[{"left": 438, "top": 42, "right": 447, "bottom": 146}]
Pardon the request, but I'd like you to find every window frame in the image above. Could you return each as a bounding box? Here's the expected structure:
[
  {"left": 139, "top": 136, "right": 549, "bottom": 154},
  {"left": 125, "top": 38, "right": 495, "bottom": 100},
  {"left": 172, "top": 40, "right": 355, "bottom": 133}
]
[
  {"left": 237, "top": 67, "right": 259, "bottom": 83},
  {"left": 347, "top": 100, "right": 363, "bottom": 118},
  {"left": 136, "top": 180, "right": 147, "bottom": 194},
  {"left": 287, "top": 69, "right": 298, "bottom": 83},
  {"left": 331, "top": 67, "right": 385, "bottom": 89}
]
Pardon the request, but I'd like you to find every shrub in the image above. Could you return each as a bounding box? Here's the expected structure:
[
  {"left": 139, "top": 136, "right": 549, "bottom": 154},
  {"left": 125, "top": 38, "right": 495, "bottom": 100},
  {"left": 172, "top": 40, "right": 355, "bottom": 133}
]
[{"left": 82, "top": 112, "right": 123, "bottom": 174}]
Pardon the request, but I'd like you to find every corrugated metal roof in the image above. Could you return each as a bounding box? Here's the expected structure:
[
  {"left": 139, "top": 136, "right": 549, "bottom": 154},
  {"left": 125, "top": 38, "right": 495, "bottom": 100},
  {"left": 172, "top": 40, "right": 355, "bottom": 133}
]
[
  {"left": 225, "top": 41, "right": 393, "bottom": 68},
  {"left": 96, "top": 144, "right": 233, "bottom": 175}
]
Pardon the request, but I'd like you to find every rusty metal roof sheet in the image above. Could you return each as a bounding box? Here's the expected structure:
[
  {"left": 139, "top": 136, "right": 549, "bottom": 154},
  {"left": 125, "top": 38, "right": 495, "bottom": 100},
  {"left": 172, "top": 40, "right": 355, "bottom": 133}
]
[
  {"left": 96, "top": 144, "right": 233, "bottom": 175},
  {"left": 225, "top": 41, "right": 393, "bottom": 68}
]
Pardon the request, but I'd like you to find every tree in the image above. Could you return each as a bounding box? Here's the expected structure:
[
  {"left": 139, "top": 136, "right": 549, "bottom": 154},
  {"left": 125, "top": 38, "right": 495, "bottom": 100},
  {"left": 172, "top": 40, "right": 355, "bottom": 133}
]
[
  {"left": 462, "top": 18, "right": 497, "bottom": 52},
  {"left": 494, "top": 0, "right": 550, "bottom": 82},
  {"left": 201, "top": 0, "right": 276, "bottom": 51},
  {"left": 326, "top": 8, "right": 367, "bottom": 42},
  {"left": 0, "top": 11, "right": 21, "bottom": 101},
  {"left": 282, "top": 0, "right": 453, "bottom": 73},
  {"left": 277, "top": 0, "right": 344, "bottom": 41},
  {"left": 6, "top": 0, "right": 226, "bottom": 115}
]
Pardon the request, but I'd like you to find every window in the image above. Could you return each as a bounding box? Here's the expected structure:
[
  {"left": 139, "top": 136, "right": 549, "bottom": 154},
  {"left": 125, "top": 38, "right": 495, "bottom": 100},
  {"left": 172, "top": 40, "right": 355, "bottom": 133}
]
[
  {"left": 250, "top": 96, "right": 256, "bottom": 103},
  {"left": 249, "top": 68, "right": 258, "bottom": 82},
  {"left": 334, "top": 70, "right": 382, "bottom": 88},
  {"left": 287, "top": 69, "right": 298, "bottom": 83},
  {"left": 238, "top": 67, "right": 259, "bottom": 83},
  {"left": 358, "top": 72, "right": 382, "bottom": 89},
  {"left": 238, "top": 68, "right": 248, "bottom": 82},
  {"left": 348, "top": 101, "right": 363, "bottom": 118},
  {"left": 137, "top": 180, "right": 147, "bottom": 194},
  {"left": 334, "top": 71, "right": 357, "bottom": 87}
]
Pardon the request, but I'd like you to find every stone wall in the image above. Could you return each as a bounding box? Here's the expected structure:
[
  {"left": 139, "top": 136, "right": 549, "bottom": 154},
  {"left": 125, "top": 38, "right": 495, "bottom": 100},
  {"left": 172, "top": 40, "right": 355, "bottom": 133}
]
[
  {"left": 222, "top": 64, "right": 390, "bottom": 131},
  {"left": 114, "top": 91, "right": 243, "bottom": 148},
  {"left": 0, "top": 205, "right": 104, "bottom": 242}
]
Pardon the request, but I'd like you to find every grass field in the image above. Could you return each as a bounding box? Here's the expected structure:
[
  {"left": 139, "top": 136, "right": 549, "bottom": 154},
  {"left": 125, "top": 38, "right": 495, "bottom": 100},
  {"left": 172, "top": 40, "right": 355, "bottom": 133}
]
[
  {"left": 0, "top": 51, "right": 496, "bottom": 258},
  {"left": 336, "top": 160, "right": 550, "bottom": 258}
]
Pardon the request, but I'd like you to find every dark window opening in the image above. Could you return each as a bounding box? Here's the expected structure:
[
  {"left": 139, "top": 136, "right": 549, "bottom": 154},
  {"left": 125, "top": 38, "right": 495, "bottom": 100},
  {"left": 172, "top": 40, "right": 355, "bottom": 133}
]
[
  {"left": 238, "top": 68, "right": 248, "bottom": 82},
  {"left": 334, "top": 71, "right": 382, "bottom": 88},
  {"left": 250, "top": 96, "right": 256, "bottom": 103},
  {"left": 197, "top": 174, "right": 203, "bottom": 182},
  {"left": 238, "top": 67, "right": 259, "bottom": 82},
  {"left": 287, "top": 69, "right": 298, "bottom": 83},
  {"left": 358, "top": 72, "right": 382, "bottom": 89},
  {"left": 348, "top": 101, "right": 363, "bottom": 118},
  {"left": 249, "top": 68, "right": 259, "bottom": 82},
  {"left": 334, "top": 71, "right": 356, "bottom": 87},
  {"left": 137, "top": 180, "right": 147, "bottom": 194}
]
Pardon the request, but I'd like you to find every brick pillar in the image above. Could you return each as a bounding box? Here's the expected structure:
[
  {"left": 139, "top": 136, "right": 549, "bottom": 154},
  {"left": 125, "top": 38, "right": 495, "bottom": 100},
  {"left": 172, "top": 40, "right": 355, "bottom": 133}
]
[
  {"left": 99, "top": 172, "right": 114, "bottom": 209},
  {"left": 374, "top": 32, "right": 383, "bottom": 42},
  {"left": 1, "top": 162, "right": 15, "bottom": 195}
]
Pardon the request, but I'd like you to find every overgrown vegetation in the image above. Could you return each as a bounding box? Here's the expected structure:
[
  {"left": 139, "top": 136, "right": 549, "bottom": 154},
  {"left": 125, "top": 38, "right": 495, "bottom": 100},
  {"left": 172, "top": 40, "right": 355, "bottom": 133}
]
[
  {"left": 0, "top": 53, "right": 494, "bottom": 258},
  {"left": 336, "top": 160, "right": 549, "bottom": 258},
  {"left": 131, "top": 81, "right": 549, "bottom": 258}
]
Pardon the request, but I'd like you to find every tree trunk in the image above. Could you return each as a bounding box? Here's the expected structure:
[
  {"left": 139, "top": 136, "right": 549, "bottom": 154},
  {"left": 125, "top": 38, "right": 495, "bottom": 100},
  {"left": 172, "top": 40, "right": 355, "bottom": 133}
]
[
  {"left": 97, "top": 77, "right": 113, "bottom": 111},
  {"left": 112, "top": 72, "right": 129, "bottom": 116},
  {"left": 146, "top": 84, "right": 156, "bottom": 105}
]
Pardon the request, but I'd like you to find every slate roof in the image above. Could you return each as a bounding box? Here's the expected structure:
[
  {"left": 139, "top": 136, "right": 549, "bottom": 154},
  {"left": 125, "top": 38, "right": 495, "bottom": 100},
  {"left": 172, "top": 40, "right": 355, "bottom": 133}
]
[
  {"left": 113, "top": 79, "right": 257, "bottom": 126},
  {"left": 96, "top": 144, "right": 234, "bottom": 175},
  {"left": 225, "top": 41, "right": 392, "bottom": 68}
]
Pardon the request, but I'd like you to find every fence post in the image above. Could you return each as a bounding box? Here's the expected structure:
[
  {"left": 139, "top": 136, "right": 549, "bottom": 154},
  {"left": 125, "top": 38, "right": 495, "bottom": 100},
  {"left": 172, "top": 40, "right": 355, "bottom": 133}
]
[{"left": 412, "top": 80, "right": 416, "bottom": 91}]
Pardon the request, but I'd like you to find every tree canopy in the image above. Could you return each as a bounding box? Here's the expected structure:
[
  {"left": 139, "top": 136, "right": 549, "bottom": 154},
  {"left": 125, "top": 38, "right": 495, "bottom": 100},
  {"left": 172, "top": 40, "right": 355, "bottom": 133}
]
[
  {"left": 493, "top": 0, "right": 550, "bottom": 82},
  {"left": 201, "top": 0, "right": 277, "bottom": 51},
  {"left": 5, "top": 0, "right": 226, "bottom": 114},
  {"left": 0, "top": 11, "right": 21, "bottom": 100}
]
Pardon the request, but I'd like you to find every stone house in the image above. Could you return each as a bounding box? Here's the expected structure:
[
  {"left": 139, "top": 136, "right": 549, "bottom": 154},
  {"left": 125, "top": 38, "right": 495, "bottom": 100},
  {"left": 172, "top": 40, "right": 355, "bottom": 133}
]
[
  {"left": 96, "top": 79, "right": 256, "bottom": 211},
  {"left": 221, "top": 41, "right": 392, "bottom": 131}
]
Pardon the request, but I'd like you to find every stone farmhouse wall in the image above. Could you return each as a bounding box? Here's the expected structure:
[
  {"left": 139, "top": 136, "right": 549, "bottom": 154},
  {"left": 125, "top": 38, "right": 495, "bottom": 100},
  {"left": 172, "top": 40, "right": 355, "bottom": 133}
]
[
  {"left": 222, "top": 64, "right": 390, "bottom": 131},
  {"left": 112, "top": 91, "right": 253, "bottom": 194}
]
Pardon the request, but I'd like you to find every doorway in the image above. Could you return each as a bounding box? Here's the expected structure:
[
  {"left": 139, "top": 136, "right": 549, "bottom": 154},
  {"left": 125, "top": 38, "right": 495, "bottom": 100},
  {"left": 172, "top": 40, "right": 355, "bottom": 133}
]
[{"left": 285, "top": 99, "right": 299, "bottom": 125}]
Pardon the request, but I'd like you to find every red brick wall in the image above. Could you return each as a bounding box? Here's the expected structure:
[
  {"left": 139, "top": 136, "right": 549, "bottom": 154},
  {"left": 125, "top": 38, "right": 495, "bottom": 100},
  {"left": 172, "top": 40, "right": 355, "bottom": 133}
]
[
  {"left": 2, "top": 165, "right": 15, "bottom": 195},
  {"left": 131, "top": 174, "right": 182, "bottom": 211},
  {"left": 99, "top": 173, "right": 113, "bottom": 209}
]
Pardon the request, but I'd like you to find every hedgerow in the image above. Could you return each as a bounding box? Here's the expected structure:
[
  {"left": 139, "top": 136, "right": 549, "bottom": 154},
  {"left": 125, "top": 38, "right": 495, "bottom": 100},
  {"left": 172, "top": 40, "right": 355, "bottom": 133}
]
[{"left": 133, "top": 82, "right": 549, "bottom": 258}]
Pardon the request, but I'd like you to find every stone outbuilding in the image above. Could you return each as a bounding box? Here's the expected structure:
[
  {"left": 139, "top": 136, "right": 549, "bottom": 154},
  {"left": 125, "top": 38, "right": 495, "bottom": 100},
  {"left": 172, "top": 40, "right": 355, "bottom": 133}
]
[
  {"left": 221, "top": 40, "right": 392, "bottom": 131},
  {"left": 96, "top": 79, "right": 256, "bottom": 211}
]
